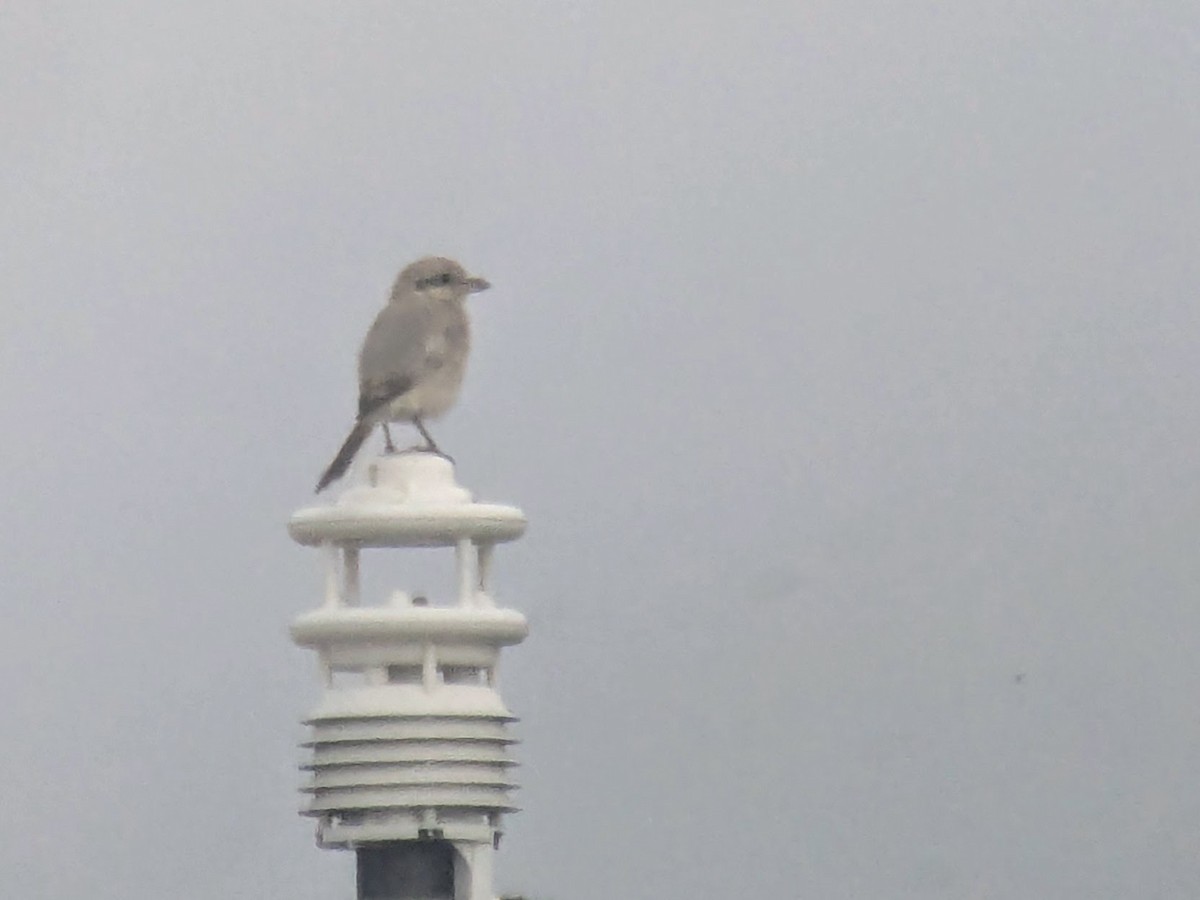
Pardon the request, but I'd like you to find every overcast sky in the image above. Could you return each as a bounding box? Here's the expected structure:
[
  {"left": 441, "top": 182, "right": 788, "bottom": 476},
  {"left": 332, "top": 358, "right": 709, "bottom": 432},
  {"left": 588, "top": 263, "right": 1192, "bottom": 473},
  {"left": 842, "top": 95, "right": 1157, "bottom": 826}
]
[{"left": 3, "top": 3, "right": 1199, "bottom": 898}]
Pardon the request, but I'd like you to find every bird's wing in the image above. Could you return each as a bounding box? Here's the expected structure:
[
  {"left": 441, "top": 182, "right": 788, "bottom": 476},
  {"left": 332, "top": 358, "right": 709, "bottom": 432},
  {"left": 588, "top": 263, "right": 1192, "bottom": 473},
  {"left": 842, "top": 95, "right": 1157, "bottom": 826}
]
[
  {"left": 356, "top": 300, "right": 436, "bottom": 419},
  {"left": 358, "top": 375, "right": 414, "bottom": 419}
]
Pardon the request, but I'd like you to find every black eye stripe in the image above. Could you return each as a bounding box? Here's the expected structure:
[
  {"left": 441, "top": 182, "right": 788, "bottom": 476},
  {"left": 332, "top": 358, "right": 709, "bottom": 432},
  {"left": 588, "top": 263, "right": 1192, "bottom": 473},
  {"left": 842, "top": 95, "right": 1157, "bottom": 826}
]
[{"left": 417, "top": 272, "right": 457, "bottom": 289}]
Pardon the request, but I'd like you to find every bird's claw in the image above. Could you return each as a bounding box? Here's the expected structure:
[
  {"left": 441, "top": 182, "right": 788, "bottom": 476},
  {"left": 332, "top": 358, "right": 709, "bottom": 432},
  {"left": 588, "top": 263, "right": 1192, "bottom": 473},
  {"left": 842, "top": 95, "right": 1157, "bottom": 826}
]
[{"left": 396, "top": 444, "right": 455, "bottom": 464}]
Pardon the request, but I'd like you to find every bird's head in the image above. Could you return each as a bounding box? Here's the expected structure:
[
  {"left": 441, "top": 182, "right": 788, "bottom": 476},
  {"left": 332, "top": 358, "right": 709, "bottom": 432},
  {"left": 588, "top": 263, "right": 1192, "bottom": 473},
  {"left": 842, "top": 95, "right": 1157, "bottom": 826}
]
[{"left": 393, "top": 256, "right": 491, "bottom": 301}]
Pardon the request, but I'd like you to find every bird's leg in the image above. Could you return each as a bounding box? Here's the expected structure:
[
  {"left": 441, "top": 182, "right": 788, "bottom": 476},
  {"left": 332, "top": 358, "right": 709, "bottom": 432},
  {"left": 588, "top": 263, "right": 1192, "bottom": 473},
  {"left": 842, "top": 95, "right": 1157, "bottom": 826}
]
[
  {"left": 413, "top": 417, "right": 453, "bottom": 462},
  {"left": 382, "top": 423, "right": 397, "bottom": 454},
  {"left": 414, "top": 417, "right": 439, "bottom": 452}
]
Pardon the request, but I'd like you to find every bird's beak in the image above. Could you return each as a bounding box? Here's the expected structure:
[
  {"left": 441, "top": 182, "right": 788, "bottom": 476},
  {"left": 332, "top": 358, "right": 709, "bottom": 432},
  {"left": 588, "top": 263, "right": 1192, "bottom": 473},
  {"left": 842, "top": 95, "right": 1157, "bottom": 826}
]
[{"left": 466, "top": 276, "right": 491, "bottom": 293}]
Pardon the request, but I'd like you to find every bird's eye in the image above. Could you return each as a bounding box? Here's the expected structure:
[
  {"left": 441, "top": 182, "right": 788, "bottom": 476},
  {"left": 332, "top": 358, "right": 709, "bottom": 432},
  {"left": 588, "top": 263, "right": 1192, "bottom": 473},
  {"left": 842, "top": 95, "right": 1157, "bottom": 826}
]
[{"left": 439, "top": 272, "right": 452, "bottom": 285}]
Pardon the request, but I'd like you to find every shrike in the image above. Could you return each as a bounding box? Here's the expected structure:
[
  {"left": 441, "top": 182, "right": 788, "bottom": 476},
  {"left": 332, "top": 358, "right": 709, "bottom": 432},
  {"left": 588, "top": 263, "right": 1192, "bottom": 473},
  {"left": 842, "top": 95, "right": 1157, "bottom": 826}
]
[{"left": 315, "top": 256, "right": 490, "bottom": 492}]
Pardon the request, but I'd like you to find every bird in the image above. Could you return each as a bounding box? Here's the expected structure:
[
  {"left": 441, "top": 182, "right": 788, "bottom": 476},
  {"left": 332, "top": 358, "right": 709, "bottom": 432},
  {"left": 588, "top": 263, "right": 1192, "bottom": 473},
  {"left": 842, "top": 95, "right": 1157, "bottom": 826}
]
[{"left": 315, "top": 256, "right": 491, "bottom": 492}]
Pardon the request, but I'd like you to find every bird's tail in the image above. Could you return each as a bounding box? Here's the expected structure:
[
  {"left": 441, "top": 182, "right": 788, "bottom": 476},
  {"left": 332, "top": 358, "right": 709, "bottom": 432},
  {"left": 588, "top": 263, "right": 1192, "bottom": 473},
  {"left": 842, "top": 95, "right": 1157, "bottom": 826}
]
[{"left": 315, "top": 419, "right": 373, "bottom": 492}]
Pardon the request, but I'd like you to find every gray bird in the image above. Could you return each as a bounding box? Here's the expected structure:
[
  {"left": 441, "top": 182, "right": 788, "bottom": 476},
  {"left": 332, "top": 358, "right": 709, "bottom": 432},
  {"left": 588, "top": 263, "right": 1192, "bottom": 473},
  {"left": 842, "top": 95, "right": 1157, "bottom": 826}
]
[{"left": 316, "top": 256, "right": 491, "bottom": 492}]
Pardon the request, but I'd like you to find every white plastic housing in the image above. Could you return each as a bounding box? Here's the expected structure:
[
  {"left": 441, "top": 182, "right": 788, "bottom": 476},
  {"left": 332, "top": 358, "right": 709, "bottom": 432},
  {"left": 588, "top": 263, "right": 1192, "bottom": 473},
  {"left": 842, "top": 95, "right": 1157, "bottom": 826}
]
[{"left": 288, "top": 453, "right": 528, "bottom": 897}]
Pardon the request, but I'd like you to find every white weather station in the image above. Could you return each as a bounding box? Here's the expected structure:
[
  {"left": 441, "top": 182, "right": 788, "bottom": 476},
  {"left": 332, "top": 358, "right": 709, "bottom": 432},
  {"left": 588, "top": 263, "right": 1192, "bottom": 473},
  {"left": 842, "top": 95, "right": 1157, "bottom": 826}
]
[{"left": 287, "top": 453, "right": 530, "bottom": 900}]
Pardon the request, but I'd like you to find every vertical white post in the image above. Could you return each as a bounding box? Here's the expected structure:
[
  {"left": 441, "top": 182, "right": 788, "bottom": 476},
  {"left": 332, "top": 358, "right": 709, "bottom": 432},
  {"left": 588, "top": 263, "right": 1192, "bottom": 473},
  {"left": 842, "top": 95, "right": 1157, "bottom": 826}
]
[
  {"left": 455, "top": 538, "right": 476, "bottom": 606},
  {"left": 460, "top": 842, "right": 494, "bottom": 900},
  {"left": 477, "top": 543, "right": 493, "bottom": 590},
  {"left": 476, "top": 542, "right": 495, "bottom": 607},
  {"left": 343, "top": 547, "right": 360, "bottom": 606},
  {"left": 323, "top": 544, "right": 341, "bottom": 608},
  {"left": 421, "top": 642, "right": 437, "bottom": 692}
]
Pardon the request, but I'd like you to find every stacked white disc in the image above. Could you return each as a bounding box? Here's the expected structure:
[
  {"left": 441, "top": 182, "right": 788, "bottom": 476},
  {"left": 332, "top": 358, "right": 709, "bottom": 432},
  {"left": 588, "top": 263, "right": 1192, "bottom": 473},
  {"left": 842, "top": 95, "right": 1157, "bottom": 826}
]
[{"left": 288, "top": 453, "right": 528, "bottom": 899}]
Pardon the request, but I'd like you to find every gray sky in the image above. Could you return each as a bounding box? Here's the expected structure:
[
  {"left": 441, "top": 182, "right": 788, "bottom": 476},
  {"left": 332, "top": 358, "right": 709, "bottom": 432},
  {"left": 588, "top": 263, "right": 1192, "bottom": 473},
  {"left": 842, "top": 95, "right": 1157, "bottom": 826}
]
[{"left": 3, "top": 2, "right": 1199, "bottom": 898}]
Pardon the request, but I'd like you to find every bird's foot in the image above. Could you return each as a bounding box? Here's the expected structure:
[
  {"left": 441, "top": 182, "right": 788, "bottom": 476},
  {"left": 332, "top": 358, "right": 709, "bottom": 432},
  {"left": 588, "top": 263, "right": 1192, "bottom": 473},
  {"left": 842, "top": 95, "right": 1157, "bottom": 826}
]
[
  {"left": 412, "top": 443, "right": 455, "bottom": 464},
  {"left": 397, "top": 443, "right": 454, "bottom": 463}
]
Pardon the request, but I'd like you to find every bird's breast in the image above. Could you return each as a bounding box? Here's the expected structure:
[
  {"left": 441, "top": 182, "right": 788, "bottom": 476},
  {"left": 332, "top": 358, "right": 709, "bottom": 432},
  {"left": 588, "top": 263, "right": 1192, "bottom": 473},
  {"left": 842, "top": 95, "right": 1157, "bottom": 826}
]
[{"left": 385, "top": 306, "right": 469, "bottom": 421}]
